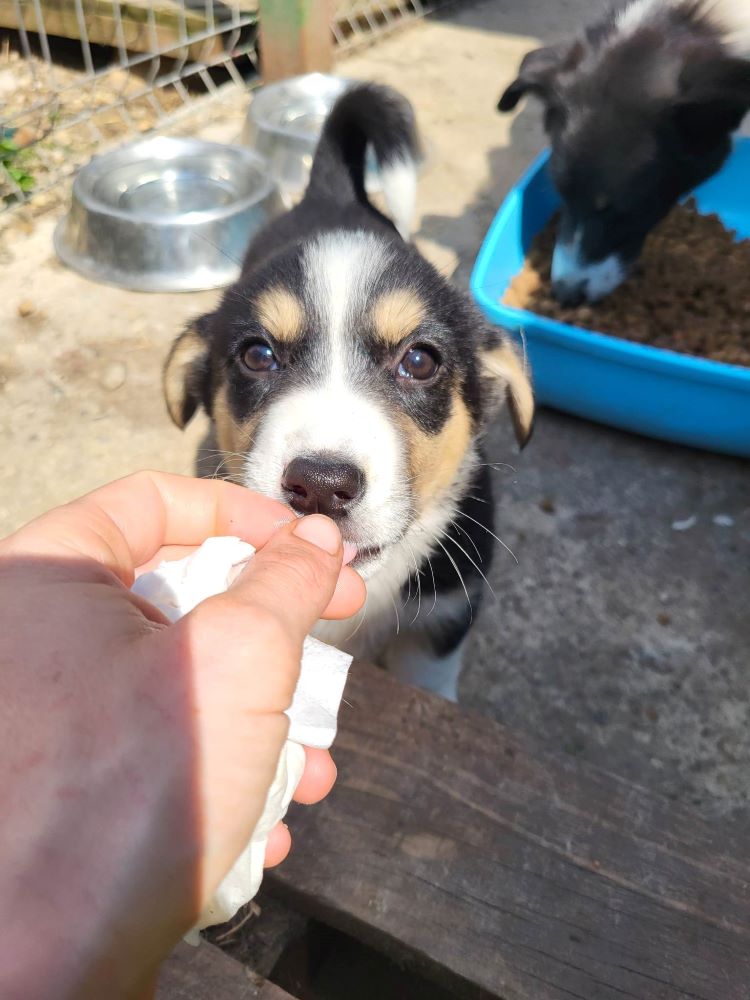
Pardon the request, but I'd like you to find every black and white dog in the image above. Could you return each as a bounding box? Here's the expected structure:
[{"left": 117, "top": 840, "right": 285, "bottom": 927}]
[
  {"left": 499, "top": 0, "right": 750, "bottom": 304},
  {"left": 164, "top": 84, "right": 533, "bottom": 699}
]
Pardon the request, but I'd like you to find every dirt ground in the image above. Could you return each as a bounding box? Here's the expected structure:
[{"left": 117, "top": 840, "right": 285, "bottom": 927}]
[{"left": 1, "top": 0, "right": 749, "bottom": 825}]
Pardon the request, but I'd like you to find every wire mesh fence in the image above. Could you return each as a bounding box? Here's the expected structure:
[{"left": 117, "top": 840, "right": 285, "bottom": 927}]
[
  {"left": 1, "top": 0, "right": 260, "bottom": 210},
  {"left": 333, "top": 0, "right": 449, "bottom": 51},
  {"left": 0, "top": 0, "right": 453, "bottom": 213}
]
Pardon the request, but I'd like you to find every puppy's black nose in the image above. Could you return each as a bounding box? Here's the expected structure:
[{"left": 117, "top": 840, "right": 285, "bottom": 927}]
[
  {"left": 282, "top": 456, "right": 365, "bottom": 519},
  {"left": 552, "top": 279, "right": 587, "bottom": 307}
]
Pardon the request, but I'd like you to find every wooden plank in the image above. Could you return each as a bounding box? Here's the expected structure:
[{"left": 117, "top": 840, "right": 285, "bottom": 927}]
[
  {"left": 258, "top": 0, "right": 333, "bottom": 81},
  {"left": 0, "top": 0, "right": 258, "bottom": 61},
  {"left": 267, "top": 663, "right": 750, "bottom": 1000},
  {"left": 157, "top": 941, "right": 296, "bottom": 1000},
  {"left": 205, "top": 892, "right": 308, "bottom": 978}
]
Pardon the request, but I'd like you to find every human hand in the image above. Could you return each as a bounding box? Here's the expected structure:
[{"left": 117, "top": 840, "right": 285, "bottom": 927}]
[{"left": 0, "top": 472, "right": 365, "bottom": 999}]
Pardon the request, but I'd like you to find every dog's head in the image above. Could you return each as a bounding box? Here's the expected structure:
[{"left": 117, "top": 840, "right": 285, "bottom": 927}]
[
  {"left": 165, "top": 231, "right": 532, "bottom": 578},
  {"left": 499, "top": 0, "right": 750, "bottom": 303}
]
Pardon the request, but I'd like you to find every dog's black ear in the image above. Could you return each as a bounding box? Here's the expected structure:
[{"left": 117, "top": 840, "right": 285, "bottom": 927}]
[
  {"left": 481, "top": 337, "right": 535, "bottom": 449},
  {"left": 674, "top": 56, "right": 750, "bottom": 149},
  {"left": 498, "top": 40, "right": 583, "bottom": 112},
  {"left": 163, "top": 317, "right": 212, "bottom": 429}
]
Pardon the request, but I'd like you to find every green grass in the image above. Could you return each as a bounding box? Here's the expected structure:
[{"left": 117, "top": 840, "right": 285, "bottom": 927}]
[{"left": 1, "top": 131, "right": 36, "bottom": 203}]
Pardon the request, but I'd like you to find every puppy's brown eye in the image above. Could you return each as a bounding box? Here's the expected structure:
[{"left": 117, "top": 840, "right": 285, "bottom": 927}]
[
  {"left": 397, "top": 346, "right": 440, "bottom": 381},
  {"left": 242, "top": 342, "right": 279, "bottom": 373}
]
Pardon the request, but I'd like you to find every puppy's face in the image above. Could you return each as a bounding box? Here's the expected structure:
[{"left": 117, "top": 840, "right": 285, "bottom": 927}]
[
  {"left": 165, "top": 231, "right": 532, "bottom": 578},
  {"left": 545, "top": 112, "right": 689, "bottom": 304},
  {"left": 500, "top": 23, "right": 750, "bottom": 303}
]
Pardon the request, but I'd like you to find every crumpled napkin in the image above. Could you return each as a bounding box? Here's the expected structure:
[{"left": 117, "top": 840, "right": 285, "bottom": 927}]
[{"left": 131, "top": 536, "right": 353, "bottom": 943}]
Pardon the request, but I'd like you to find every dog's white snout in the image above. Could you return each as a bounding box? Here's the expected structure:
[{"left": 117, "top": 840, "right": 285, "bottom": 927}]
[
  {"left": 243, "top": 383, "right": 411, "bottom": 555},
  {"left": 551, "top": 231, "right": 627, "bottom": 303}
]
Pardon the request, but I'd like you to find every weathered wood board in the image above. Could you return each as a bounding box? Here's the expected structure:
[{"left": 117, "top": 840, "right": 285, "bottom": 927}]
[
  {"left": 157, "top": 940, "right": 297, "bottom": 1000},
  {"left": 267, "top": 663, "right": 750, "bottom": 1000},
  {"left": 0, "top": 0, "right": 258, "bottom": 61}
]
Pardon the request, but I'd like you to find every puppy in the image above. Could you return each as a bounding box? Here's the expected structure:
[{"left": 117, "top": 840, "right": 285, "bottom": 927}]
[
  {"left": 499, "top": 0, "right": 750, "bottom": 304},
  {"left": 164, "top": 83, "right": 533, "bottom": 700}
]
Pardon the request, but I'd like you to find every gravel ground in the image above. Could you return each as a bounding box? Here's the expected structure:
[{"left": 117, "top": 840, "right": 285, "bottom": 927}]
[
  {"left": 1, "top": 0, "right": 748, "bottom": 826},
  {"left": 0, "top": 47, "right": 186, "bottom": 208}
]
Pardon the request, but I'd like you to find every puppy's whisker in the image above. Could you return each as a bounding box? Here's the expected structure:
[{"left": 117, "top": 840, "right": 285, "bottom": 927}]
[
  {"left": 196, "top": 447, "right": 247, "bottom": 463},
  {"left": 478, "top": 462, "right": 517, "bottom": 474},
  {"left": 434, "top": 537, "right": 473, "bottom": 623},
  {"left": 424, "top": 552, "right": 439, "bottom": 618},
  {"left": 209, "top": 450, "right": 247, "bottom": 480},
  {"left": 443, "top": 530, "right": 496, "bottom": 601},
  {"left": 208, "top": 449, "right": 244, "bottom": 466},
  {"left": 342, "top": 602, "right": 369, "bottom": 645},
  {"left": 451, "top": 519, "right": 483, "bottom": 564},
  {"left": 194, "top": 233, "right": 243, "bottom": 267},
  {"left": 402, "top": 554, "right": 413, "bottom": 608},
  {"left": 389, "top": 589, "right": 401, "bottom": 636},
  {"left": 404, "top": 539, "right": 423, "bottom": 625},
  {"left": 457, "top": 510, "right": 518, "bottom": 565}
]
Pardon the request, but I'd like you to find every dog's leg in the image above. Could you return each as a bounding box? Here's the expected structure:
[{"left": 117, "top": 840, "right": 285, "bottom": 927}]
[
  {"left": 383, "top": 630, "right": 466, "bottom": 701},
  {"left": 384, "top": 464, "right": 497, "bottom": 701},
  {"left": 382, "top": 586, "right": 474, "bottom": 701}
]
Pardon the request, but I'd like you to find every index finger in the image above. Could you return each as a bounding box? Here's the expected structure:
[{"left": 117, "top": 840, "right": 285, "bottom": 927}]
[{"left": 3, "top": 471, "right": 294, "bottom": 585}]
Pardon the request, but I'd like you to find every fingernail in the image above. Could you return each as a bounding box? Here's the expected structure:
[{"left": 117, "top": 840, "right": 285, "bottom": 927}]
[{"left": 292, "top": 514, "right": 340, "bottom": 555}]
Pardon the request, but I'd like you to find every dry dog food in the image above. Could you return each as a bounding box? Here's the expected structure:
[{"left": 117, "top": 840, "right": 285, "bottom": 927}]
[{"left": 504, "top": 201, "right": 750, "bottom": 367}]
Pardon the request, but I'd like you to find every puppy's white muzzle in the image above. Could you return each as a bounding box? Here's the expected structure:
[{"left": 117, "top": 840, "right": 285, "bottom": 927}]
[{"left": 551, "top": 231, "right": 627, "bottom": 304}]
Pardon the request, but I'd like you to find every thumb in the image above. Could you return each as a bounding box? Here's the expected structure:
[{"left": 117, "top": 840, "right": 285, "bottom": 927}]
[
  {"left": 174, "top": 515, "right": 363, "bottom": 712},
  {"left": 231, "top": 513, "right": 349, "bottom": 639},
  {"left": 145, "top": 516, "right": 358, "bottom": 913}
]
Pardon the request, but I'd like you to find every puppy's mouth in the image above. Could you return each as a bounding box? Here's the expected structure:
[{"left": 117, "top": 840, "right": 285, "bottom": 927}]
[
  {"left": 280, "top": 502, "right": 390, "bottom": 572},
  {"left": 343, "top": 541, "right": 383, "bottom": 568}
]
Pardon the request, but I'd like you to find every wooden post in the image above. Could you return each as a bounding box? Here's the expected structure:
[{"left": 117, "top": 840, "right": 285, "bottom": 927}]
[{"left": 258, "top": 0, "right": 334, "bottom": 81}]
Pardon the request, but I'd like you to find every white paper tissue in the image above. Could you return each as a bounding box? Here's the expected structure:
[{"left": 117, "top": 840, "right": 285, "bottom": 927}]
[{"left": 132, "top": 536, "right": 353, "bottom": 942}]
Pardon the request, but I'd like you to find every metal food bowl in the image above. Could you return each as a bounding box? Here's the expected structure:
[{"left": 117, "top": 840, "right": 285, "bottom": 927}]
[
  {"left": 54, "top": 136, "right": 282, "bottom": 292},
  {"left": 243, "top": 73, "right": 425, "bottom": 207}
]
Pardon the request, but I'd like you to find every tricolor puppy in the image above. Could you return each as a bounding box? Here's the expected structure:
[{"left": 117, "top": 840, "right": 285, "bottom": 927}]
[
  {"left": 499, "top": 0, "right": 750, "bottom": 304},
  {"left": 164, "top": 83, "right": 533, "bottom": 700}
]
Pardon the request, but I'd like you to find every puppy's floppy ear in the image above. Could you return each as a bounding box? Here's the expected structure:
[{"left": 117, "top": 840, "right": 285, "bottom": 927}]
[
  {"left": 163, "top": 317, "right": 212, "bottom": 429},
  {"left": 482, "top": 336, "right": 535, "bottom": 449},
  {"left": 674, "top": 56, "right": 750, "bottom": 149},
  {"left": 498, "top": 40, "right": 583, "bottom": 112}
]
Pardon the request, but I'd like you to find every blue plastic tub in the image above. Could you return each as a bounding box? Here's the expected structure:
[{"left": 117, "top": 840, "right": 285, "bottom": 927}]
[{"left": 470, "top": 140, "right": 750, "bottom": 458}]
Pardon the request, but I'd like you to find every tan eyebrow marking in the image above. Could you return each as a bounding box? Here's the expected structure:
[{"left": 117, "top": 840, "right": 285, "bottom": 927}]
[
  {"left": 255, "top": 287, "right": 304, "bottom": 342},
  {"left": 372, "top": 289, "right": 426, "bottom": 345}
]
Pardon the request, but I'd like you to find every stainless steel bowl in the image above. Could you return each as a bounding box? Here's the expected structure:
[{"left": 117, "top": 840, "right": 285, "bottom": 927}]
[
  {"left": 243, "top": 73, "right": 408, "bottom": 207},
  {"left": 54, "top": 136, "right": 282, "bottom": 292}
]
